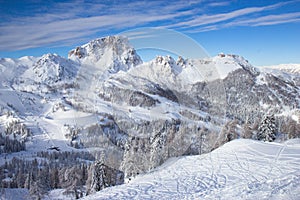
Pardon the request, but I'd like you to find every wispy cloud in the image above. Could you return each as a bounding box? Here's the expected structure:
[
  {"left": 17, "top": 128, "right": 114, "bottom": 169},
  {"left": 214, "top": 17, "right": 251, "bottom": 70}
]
[
  {"left": 207, "top": 1, "right": 231, "bottom": 7},
  {"left": 0, "top": 0, "right": 200, "bottom": 51},
  {"left": 221, "top": 12, "right": 300, "bottom": 27},
  {"left": 0, "top": 0, "right": 299, "bottom": 51},
  {"left": 167, "top": 1, "right": 297, "bottom": 29},
  {"left": 188, "top": 12, "right": 300, "bottom": 33},
  {"left": 0, "top": 12, "right": 194, "bottom": 50}
]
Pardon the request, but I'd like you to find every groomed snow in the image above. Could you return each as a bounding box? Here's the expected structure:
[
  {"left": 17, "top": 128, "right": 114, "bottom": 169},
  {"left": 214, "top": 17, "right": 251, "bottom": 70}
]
[{"left": 83, "top": 139, "right": 300, "bottom": 200}]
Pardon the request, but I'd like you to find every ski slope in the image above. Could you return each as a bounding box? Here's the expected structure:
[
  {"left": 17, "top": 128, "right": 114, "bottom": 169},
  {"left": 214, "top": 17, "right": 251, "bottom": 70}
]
[{"left": 83, "top": 139, "right": 300, "bottom": 200}]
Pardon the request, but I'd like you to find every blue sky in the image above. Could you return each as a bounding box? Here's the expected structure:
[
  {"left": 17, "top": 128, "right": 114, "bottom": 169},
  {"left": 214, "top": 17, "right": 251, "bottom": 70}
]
[{"left": 0, "top": 0, "right": 300, "bottom": 66}]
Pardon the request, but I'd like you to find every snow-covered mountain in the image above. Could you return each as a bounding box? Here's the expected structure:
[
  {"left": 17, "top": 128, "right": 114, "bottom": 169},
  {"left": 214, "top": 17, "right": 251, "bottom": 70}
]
[
  {"left": 259, "top": 64, "right": 300, "bottom": 87},
  {"left": 29, "top": 53, "right": 78, "bottom": 84},
  {"left": 0, "top": 56, "right": 37, "bottom": 88},
  {"left": 68, "top": 36, "right": 142, "bottom": 73},
  {"left": 0, "top": 36, "right": 299, "bottom": 199},
  {"left": 12, "top": 54, "right": 80, "bottom": 94}
]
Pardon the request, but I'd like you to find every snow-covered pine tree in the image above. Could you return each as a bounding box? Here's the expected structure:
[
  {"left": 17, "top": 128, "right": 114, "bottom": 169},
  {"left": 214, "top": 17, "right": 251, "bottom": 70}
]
[
  {"left": 198, "top": 127, "right": 208, "bottom": 155},
  {"left": 150, "top": 131, "right": 167, "bottom": 169},
  {"left": 120, "top": 136, "right": 134, "bottom": 178},
  {"left": 222, "top": 120, "right": 238, "bottom": 142},
  {"left": 30, "top": 167, "right": 50, "bottom": 200},
  {"left": 50, "top": 167, "right": 60, "bottom": 189},
  {"left": 89, "top": 160, "right": 107, "bottom": 193},
  {"left": 242, "top": 122, "right": 253, "bottom": 139},
  {"left": 29, "top": 182, "right": 43, "bottom": 200},
  {"left": 16, "top": 170, "right": 25, "bottom": 188},
  {"left": 257, "top": 115, "right": 276, "bottom": 142},
  {"left": 24, "top": 172, "right": 32, "bottom": 190},
  {"left": 285, "top": 117, "right": 300, "bottom": 139},
  {"left": 62, "top": 166, "right": 84, "bottom": 199}
]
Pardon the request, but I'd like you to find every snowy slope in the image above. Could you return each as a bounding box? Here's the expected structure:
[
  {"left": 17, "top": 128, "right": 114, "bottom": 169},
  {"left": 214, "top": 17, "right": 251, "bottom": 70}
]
[
  {"left": 1, "top": 188, "right": 30, "bottom": 200},
  {"left": 83, "top": 139, "right": 300, "bottom": 200}
]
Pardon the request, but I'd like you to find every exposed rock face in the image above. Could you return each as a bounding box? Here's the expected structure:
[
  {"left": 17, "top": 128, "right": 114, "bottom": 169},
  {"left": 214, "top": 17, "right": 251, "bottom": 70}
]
[
  {"left": 68, "top": 36, "right": 142, "bottom": 73},
  {"left": 129, "top": 91, "right": 158, "bottom": 107},
  {"left": 68, "top": 47, "right": 85, "bottom": 58}
]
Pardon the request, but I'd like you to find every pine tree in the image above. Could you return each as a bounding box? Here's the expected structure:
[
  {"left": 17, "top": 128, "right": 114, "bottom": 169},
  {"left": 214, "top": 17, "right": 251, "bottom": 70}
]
[
  {"left": 81, "top": 164, "right": 88, "bottom": 185},
  {"left": 222, "top": 120, "right": 238, "bottom": 142},
  {"left": 150, "top": 132, "right": 166, "bottom": 169},
  {"left": 16, "top": 170, "right": 25, "bottom": 188},
  {"left": 62, "top": 166, "right": 84, "bottom": 199},
  {"left": 89, "top": 160, "right": 107, "bottom": 194},
  {"left": 199, "top": 128, "right": 207, "bottom": 154},
  {"left": 30, "top": 182, "right": 43, "bottom": 200},
  {"left": 50, "top": 167, "right": 60, "bottom": 189},
  {"left": 257, "top": 115, "right": 276, "bottom": 142},
  {"left": 242, "top": 122, "right": 253, "bottom": 139},
  {"left": 30, "top": 169, "right": 49, "bottom": 200},
  {"left": 120, "top": 137, "right": 134, "bottom": 178},
  {"left": 285, "top": 118, "right": 300, "bottom": 139},
  {"left": 24, "top": 172, "right": 33, "bottom": 190},
  {"left": 30, "top": 166, "right": 51, "bottom": 199}
]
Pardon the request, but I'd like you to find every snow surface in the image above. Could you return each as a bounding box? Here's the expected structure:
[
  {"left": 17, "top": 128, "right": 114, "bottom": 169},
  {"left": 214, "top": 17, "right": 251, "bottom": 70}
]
[
  {"left": 1, "top": 188, "right": 30, "bottom": 200},
  {"left": 83, "top": 139, "right": 300, "bottom": 200},
  {"left": 45, "top": 189, "right": 75, "bottom": 200}
]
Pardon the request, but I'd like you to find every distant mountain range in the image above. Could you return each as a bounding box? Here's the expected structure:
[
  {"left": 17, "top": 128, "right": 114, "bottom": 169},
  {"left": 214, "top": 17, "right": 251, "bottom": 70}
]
[{"left": 260, "top": 63, "right": 300, "bottom": 74}]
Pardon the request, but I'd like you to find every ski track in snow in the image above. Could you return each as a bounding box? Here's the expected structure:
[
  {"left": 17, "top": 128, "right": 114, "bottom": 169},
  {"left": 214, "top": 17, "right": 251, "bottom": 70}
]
[{"left": 83, "top": 139, "right": 300, "bottom": 200}]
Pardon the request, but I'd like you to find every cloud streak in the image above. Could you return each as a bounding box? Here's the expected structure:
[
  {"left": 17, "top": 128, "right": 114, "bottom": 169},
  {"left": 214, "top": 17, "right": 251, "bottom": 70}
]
[
  {"left": 167, "top": 1, "right": 299, "bottom": 29},
  {"left": 0, "top": 0, "right": 199, "bottom": 51},
  {"left": 188, "top": 12, "right": 300, "bottom": 33},
  {"left": 0, "top": 0, "right": 299, "bottom": 51}
]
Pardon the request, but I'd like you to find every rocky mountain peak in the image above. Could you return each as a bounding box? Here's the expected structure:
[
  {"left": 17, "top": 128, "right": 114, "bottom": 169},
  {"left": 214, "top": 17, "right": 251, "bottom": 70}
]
[
  {"left": 176, "top": 56, "right": 186, "bottom": 67},
  {"left": 155, "top": 55, "right": 175, "bottom": 65},
  {"left": 32, "top": 53, "right": 77, "bottom": 84},
  {"left": 68, "top": 36, "right": 142, "bottom": 73},
  {"left": 153, "top": 55, "right": 181, "bottom": 75}
]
